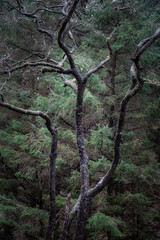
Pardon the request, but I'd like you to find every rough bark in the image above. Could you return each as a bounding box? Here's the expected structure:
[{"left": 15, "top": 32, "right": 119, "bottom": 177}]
[
  {"left": 61, "top": 195, "right": 81, "bottom": 240},
  {"left": 73, "top": 194, "right": 90, "bottom": 240},
  {"left": 76, "top": 83, "right": 89, "bottom": 193},
  {"left": 72, "top": 83, "right": 90, "bottom": 240}
]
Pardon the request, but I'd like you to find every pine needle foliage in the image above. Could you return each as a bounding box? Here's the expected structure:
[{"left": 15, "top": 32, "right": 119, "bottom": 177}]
[{"left": 87, "top": 211, "right": 126, "bottom": 239}]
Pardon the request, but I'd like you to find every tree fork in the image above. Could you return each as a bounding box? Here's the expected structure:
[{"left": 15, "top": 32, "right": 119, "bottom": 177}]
[{"left": 71, "top": 28, "right": 160, "bottom": 240}]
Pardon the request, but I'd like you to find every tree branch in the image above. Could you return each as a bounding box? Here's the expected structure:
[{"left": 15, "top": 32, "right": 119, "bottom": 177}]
[
  {"left": 0, "top": 61, "right": 73, "bottom": 76},
  {"left": 132, "top": 28, "right": 160, "bottom": 60},
  {"left": 88, "top": 28, "right": 160, "bottom": 198},
  {"left": 58, "top": 0, "right": 83, "bottom": 83},
  {"left": 60, "top": 75, "right": 77, "bottom": 94},
  {"left": 83, "top": 56, "right": 110, "bottom": 84},
  {"left": 0, "top": 100, "right": 55, "bottom": 135}
]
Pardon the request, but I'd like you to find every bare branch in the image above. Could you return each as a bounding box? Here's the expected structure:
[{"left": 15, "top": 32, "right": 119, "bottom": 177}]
[
  {"left": 32, "top": 1, "right": 63, "bottom": 9},
  {"left": 83, "top": 55, "right": 110, "bottom": 84},
  {"left": 0, "top": 61, "right": 73, "bottom": 75},
  {"left": 0, "top": 93, "right": 7, "bottom": 103},
  {"left": 7, "top": 40, "right": 45, "bottom": 59},
  {"left": 2, "top": 0, "right": 55, "bottom": 44},
  {"left": 88, "top": 28, "right": 160, "bottom": 199},
  {"left": 132, "top": 28, "right": 160, "bottom": 60},
  {"left": 60, "top": 75, "right": 77, "bottom": 94},
  {"left": 58, "top": 0, "right": 83, "bottom": 83},
  {"left": 0, "top": 100, "right": 55, "bottom": 135}
]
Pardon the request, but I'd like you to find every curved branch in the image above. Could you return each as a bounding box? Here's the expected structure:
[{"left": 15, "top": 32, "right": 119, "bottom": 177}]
[
  {"left": 0, "top": 61, "right": 73, "bottom": 75},
  {"left": 88, "top": 28, "right": 160, "bottom": 198},
  {"left": 132, "top": 28, "right": 160, "bottom": 60},
  {"left": 0, "top": 100, "right": 54, "bottom": 135},
  {"left": 2, "top": 0, "right": 55, "bottom": 44},
  {"left": 58, "top": 0, "right": 83, "bottom": 83}
]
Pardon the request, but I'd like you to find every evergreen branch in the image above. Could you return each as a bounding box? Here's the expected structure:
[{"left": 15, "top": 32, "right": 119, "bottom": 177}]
[{"left": 0, "top": 95, "right": 58, "bottom": 240}]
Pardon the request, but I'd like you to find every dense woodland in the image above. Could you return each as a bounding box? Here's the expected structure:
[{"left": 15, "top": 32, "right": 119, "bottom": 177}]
[{"left": 0, "top": 0, "right": 160, "bottom": 240}]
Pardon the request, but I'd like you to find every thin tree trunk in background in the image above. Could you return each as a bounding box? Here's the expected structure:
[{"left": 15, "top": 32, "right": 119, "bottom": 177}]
[
  {"left": 39, "top": 181, "right": 44, "bottom": 238},
  {"left": 108, "top": 52, "right": 117, "bottom": 128},
  {"left": 45, "top": 130, "right": 58, "bottom": 240}
]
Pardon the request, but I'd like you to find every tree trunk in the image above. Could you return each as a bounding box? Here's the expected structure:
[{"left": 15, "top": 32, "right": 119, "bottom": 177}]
[
  {"left": 45, "top": 130, "right": 58, "bottom": 240},
  {"left": 73, "top": 82, "right": 90, "bottom": 240},
  {"left": 108, "top": 52, "right": 117, "bottom": 128},
  {"left": 73, "top": 194, "right": 90, "bottom": 240},
  {"left": 76, "top": 83, "right": 89, "bottom": 192}
]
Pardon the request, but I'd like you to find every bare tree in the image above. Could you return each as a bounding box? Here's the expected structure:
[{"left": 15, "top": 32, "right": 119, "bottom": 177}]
[{"left": 0, "top": 0, "right": 160, "bottom": 239}]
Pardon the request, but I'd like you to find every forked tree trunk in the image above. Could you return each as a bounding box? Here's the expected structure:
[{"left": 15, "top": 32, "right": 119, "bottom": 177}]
[
  {"left": 73, "top": 194, "right": 90, "bottom": 240},
  {"left": 71, "top": 28, "right": 160, "bottom": 240}
]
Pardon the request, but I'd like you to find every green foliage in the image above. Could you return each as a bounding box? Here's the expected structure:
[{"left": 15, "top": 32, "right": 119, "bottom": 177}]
[
  {"left": 34, "top": 93, "right": 51, "bottom": 112},
  {"left": 59, "top": 128, "right": 76, "bottom": 145},
  {"left": 85, "top": 3, "right": 115, "bottom": 31},
  {"left": 84, "top": 90, "right": 103, "bottom": 111},
  {"left": 90, "top": 125, "right": 114, "bottom": 155},
  {"left": 89, "top": 157, "right": 111, "bottom": 180},
  {"left": 67, "top": 170, "right": 80, "bottom": 195},
  {"left": 115, "top": 161, "right": 137, "bottom": 183},
  {"left": 0, "top": 195, "right": 47, "bottom": 237},
  {"left": 105, "top": 192, "right": 160, "bottom": 240},
  {"left": 0, "top": 146, "right": 20, "bottom": 167},
  {"left": 0, "top": 195, "right": 19, "bottom": 228},
  {"left": 87, "top": 211, "right": 125, "bottom": 239},
  {"left": 56, "top": 195, "right": 67, "bottom": 208},
  {"left": 56, "top": 157, "right": 66, "bottom": 172}
]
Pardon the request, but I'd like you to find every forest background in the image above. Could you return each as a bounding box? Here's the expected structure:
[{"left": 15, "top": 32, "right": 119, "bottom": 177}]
[{"left": 0, "top": 0, "right": 160, "bottom": 240}]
